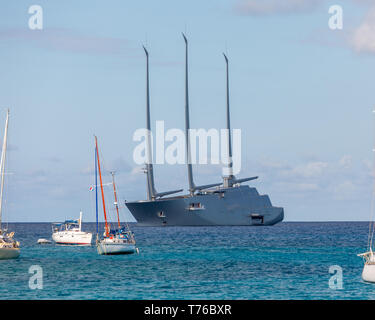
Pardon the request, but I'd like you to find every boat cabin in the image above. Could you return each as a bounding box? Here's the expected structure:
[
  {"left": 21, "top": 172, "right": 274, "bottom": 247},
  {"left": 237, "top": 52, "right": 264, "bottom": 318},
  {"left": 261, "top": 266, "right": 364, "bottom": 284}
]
[{"left": 52, "top": 220, "right": 80, "bottom": 233}]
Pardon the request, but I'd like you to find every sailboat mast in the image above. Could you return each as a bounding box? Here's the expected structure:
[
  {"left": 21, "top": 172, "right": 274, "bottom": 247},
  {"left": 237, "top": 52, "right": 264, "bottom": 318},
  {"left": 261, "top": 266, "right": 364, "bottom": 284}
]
[
  {"left": 111, "top": 171, "right": 121, "bottom": 228},
  {"left": 182, "top": 33, "right": 196, "bottom": 195},
  {"left": 143, "top": 46, "right": 157, "bottom": 200},
  {"left": 221, "top": 55, "right": 258, "bottom": 187},
  {"left": 95, "top": 136, "right": 109, "bottom": 237},
  {"left": 0, "top": 109, "right": 9, "bottom": 230},
  {"left": 179, "top": 35, "right": 222, "bottom": 193},
  {"left": 223, "top": 54, "right": 234, "bottom": 186},
  {"left": 368, "top": 110, "right": 375, "bottom": 250},
  {"left": 95, "top": 146, "right": 99, "bottom": 236}
]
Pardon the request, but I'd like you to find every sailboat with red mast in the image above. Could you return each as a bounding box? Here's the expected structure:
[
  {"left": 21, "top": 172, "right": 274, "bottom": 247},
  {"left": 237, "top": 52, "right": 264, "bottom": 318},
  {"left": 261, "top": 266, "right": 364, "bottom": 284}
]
[{"left": 94, "top": 136, "right": 137, "bottom": 255}]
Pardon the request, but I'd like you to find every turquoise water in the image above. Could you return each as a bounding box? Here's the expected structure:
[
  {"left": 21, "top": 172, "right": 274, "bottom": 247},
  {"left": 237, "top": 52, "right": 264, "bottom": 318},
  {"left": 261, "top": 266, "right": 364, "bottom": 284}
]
[{"left": 1, "top": 222, "right": 375, "bottom": 300}]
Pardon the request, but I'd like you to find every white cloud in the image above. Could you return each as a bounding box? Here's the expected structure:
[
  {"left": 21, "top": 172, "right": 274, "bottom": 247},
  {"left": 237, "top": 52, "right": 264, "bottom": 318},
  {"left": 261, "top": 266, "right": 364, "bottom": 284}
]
[
  {"left": 233, "top": 0, "right": 375, "bottom": 58},
  {"left": 251, "top": 155, "right": 373, "bottom": 206},
  {"left": 235, "top": 0, "right": 373, "bottom": 17},
  {"left": 258, "top": 159, "right": 288, "bottom": 169},
  {"left": 296, "top": 183, "right": 320, "bottom": 191},
  {"left": 0, "top": 28, "right": 134, "bottom": 56},
  {"left": 274, "top": 182, "right": 319, "bottom": 192},
  {"left": 235, "top": 0, "right": 324, "bottom": 15},
  {"left": 281, "top": 161, "right": 328, "bottom": 178},
  {"left": 351, "top": 7, "right": 375, "bottom": 54}
]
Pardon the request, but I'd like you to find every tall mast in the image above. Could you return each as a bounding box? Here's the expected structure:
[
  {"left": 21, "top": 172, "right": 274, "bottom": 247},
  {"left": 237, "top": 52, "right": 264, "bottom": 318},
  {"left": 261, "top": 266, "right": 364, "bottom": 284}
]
[
  {"left": 111, "top": 171, "right": 121, "bottom": 228},
  {"left": 182, "top": 33, "right": 195, "bottom": 195},
  {"left": 142, "top": 46, "right": 183, "bottom": 200},
  {"left": 181, "top": 35, "right": 222, "bottom": 193},
  {"left": 222, "top": 54, "right": 258, "bottom": 187},
  {"left": 95, "top": 136, "right": 109, "bottom": 237},
  {"left": 0, "top": 109, "right": 9, "bottom": 229},
  {"left": 95, "top": 144, "right": 99, "bottom": 237},
  {"left": 223, "top": 54, "right": 234, "bottom": 187},
  {"left": 143, "top": 46, "right": 157, "bottom": 200},
  {"left": 368, "top": 109, "right": 375, "bottom": 250}
]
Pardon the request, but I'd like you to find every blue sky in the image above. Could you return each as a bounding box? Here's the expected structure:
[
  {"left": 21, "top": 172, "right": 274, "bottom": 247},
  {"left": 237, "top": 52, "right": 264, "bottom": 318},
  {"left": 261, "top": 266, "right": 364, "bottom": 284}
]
[{"left": 1, "top": 0, "right": 375, "bottom": 222}]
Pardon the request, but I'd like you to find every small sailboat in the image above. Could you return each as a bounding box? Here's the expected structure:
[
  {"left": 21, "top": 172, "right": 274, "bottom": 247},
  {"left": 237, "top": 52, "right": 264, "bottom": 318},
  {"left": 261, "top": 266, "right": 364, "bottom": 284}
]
[
  {"left": 358, "top": 249, "right": 375, "bottom": 282},
  {"left": 359, "top": 224, "right": 375, "bottom": 282},
  {"left": 94, "top": 136, "right": 137, "bottom": 255},
  {"left": 51, "top": 211, "right": 92, "bottom": 246},
  {"left": 0, "top": 109, "right": 20, "bottom": 260},
  {"left": 358, "top": 109, "right": 375, "bottom": 282}
]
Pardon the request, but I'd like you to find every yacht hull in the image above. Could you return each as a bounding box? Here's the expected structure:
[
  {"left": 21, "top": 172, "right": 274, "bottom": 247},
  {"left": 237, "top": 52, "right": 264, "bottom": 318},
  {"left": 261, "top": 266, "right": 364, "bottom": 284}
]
[
  {"left": 0, "top": 247, "right": 20, "bottom": 260},
  {"left": 52, "top": 231, "right": 92, "bottom": 246},
  {"left": 362, "top": 264, "right": 375, "bottom": 283},
  {"left": 97, "top": 241, "right": 136, "bottom": 255},
  {"left": 126, "top": 185, "right": 284, "bottom": 226}
]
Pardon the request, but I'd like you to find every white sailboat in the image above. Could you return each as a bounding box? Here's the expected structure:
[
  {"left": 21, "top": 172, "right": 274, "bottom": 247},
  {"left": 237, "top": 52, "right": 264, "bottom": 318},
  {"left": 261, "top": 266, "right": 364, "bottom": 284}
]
[
  {"left": 358, "top": 109, "right": 375, "bottom": 282},
  {"left": 0, "top": 109, "right": 20, "bottom": 259},
  {"left": 94, "top": 136, "right": 137, "bottom": 255},
  {"left": 358, "top": 249, "right": 375, "bottom": 282},
  {"left": 52, "top": 211, "right": 92, "bottom": 246}
]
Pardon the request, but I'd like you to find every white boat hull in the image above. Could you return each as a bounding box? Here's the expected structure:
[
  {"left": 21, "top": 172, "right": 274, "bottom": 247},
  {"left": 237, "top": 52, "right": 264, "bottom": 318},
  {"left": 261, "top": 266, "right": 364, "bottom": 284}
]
[
  {"left": 97, "top": 240, "right": 136, "bottom": 255},
  {"left": 362, "top": 264, "right": 375, "bottom": 283},
  {"left": 52, "top": 231, "right": 92, "bottom": 246},
  {"left": 0, "top": 247, "right": 20, "bottom": 260}
]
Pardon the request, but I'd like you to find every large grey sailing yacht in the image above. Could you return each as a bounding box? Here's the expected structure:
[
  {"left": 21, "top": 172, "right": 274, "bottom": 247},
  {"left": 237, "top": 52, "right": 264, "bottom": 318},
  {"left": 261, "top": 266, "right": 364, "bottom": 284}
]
[{"left": 125, "top": 35, "right": 284, "bottom": 226}]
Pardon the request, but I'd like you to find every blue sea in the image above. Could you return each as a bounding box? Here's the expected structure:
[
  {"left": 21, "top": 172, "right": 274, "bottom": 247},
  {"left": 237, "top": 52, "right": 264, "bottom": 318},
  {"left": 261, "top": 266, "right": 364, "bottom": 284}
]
[{"left": 0, "top": 222, "right": 374, "bottom": 300}]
